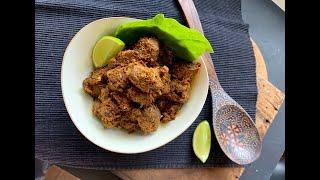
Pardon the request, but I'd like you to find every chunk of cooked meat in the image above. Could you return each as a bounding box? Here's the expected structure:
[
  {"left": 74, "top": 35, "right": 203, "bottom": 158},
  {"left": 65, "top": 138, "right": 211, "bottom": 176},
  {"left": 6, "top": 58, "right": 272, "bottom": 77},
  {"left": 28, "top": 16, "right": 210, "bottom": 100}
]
[
  {"left": 157, "top": 66, "right": 171, "bottom": 94},
  {"left": 171, "top": 61, "right": 201, "bottom": 82},
  {"left": 106, "top": 66, "right": 129, "bottom": 92},
  {"left": 91, "top": 68, "right": 108, "bottom": 80},
  {"left": 98, "top": 87, "right": 110, "bottom": 102},
  {"left": 155, "top": 97, "right": 183, "bottom": 123},
  {"left": 83, "top": 80, "right": 104, "bottom": 98},
  {"left": 83, "top": 37, "right": 201, "bottom": 133},
  {"left": 138, "top": 105, "right": 161, "bottom": 133},
  {"left": 83, "top": 67, "right": 108, "bottom": 97},
  {"left": 127, "top": 87, "right": 155, "bottom": 106},
  {"left": 166, "top": 79, "right": 191, "bottom": 103},
  {"left": 119, "top": 105, "right": 161, "bottom": 133},
  {"left": 119, "top": 118, "right": 139, "bottom": 133},
  {"left": 133, "top": 37, "right": 160, "bottom": 67},
  {"left": 161, "top": 103, "right": 183, "bottom": 123},
  {"left": 125, "top": 61, "right": 147, "bottom": 72},
  {"left": 110, "top": 91, "right": 132, "bottom": 111},
  {"left": 127, "top": 63, "right": 160, "bottom": 93},
  {"left": 118, "top": 110, "right": 140, "bottom": 133},
  {"left": 128, "top": 63, "right": 170, "bottom": 95},
  {"left": 107, "top": 50, "right": 143, "bottom": 69},
  {"left": 159, "top": 46, "right": 173, "bottom": 66},
  {"left": 92, "top": 98, "right": 121, "bottom": 128}
]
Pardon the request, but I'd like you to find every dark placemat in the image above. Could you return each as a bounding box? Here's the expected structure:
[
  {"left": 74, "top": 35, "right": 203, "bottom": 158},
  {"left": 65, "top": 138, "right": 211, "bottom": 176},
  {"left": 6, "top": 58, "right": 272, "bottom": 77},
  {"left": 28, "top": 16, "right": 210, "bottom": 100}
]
[{"left": 35, "top": 0, "right": 257, "bottom": 169}]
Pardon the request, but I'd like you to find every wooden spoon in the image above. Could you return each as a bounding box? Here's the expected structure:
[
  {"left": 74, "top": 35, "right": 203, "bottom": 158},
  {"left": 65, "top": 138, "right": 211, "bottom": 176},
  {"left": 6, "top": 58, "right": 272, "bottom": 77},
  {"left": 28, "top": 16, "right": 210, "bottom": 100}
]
[{"left": 178, "top": 0, "right": 262, "bottom": 164}]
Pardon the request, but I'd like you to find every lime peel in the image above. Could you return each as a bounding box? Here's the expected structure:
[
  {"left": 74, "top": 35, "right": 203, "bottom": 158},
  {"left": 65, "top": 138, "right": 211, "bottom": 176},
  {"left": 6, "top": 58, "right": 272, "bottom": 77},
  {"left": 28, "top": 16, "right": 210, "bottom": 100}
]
[
  {"left": 193, "top": 120, "right": 211, "bottom": 163},
  {"left": 92, "top": 36, "right": 125, "bottom": 68}
]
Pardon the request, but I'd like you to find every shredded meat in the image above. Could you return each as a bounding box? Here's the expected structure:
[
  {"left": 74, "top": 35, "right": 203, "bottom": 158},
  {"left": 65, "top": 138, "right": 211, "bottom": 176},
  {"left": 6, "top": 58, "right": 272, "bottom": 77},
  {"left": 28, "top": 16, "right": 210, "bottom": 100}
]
[
  {"left": 83, "top": 67, "right": 108, "bottom": 97},
  {"left": 128, "top": 63, "right": 170, "bottom": 95},
  {"left": 106, "top": 66, "right": 129, "bottom": 92},
  {"left": 137, "top": 104, "right": 161, "bottom": 133},
  {"left": 127, "top": 87, "right": 156, "bottom": 106},
  {"left": 171, "top": 60, "right": 201, "bottom": 82},
  {"left": 166, "top": 79, "right": 191, "bottom": 103},
  {"left": 110, "top": 91, "right": 132, "bottom": 112},
  {"left": 133, "top": 37, "right": 160, "bottom": 67},
  {"left": 92, "top": 98, "right": 121, "bottom": 128},
  {"left": 83, "top": 37, "right": 200, "bottom": 133},
  {"left": 156, "top": 97, "right": 183, "bottom": 123},
  {"left": 119, "top": 110, "right": 140, "bottom": 133},
  {"left": 159, "top": 46, "right": 174, "bottom": 66},
  {"left": 107, "top": 50, "right": 143, "bottom": 69}
]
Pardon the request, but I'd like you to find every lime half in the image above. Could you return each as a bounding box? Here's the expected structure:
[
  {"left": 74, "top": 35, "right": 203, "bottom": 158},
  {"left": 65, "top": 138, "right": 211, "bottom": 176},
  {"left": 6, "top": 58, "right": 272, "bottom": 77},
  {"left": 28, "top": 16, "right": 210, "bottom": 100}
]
[
  {"left": 193, "top": 120, "right": 211, "bottom": 163},
  {"left": 92, "top": 36, "right": 125, "bottom": 68}
]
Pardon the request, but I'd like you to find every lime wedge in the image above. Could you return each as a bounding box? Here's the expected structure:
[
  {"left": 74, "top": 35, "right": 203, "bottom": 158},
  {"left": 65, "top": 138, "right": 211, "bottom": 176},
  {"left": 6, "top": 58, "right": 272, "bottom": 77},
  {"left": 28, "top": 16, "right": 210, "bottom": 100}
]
[
  {"left": 92, "top": 36, "right": 125, "bottom": 68},
  {"left": 193, "top": 120, "right": 211, "bottom": 163}
]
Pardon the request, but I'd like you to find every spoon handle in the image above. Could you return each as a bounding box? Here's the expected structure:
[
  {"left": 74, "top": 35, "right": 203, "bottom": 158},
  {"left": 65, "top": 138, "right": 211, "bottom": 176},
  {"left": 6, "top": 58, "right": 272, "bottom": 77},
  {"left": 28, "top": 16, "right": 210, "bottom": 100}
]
[
  {"left": 178, "top": 1, "right": 262, "bottom": 165},
  {"left": 177, "top": 0, "right": 250, "bottom": 116},
  {"left": 177, "top": 0, "right": 219, "bottom": 84}
]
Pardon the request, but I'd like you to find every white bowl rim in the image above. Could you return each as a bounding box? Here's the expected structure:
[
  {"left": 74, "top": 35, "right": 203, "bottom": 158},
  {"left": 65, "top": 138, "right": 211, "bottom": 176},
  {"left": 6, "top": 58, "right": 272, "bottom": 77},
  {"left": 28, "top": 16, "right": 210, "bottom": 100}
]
[{"left": 61, "top": 17, "right": 209, "bottom": 154}]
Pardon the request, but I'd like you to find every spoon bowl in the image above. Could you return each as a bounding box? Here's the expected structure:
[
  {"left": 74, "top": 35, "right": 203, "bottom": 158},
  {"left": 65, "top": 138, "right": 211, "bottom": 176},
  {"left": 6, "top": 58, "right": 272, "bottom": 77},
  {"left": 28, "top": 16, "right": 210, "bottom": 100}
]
[
  {"left": 179, "top": 0, "right": 262, "bottom": 164},
  {"left": 209, "top": 80, "right": 262, "bottom": 164},
  {"left": 213, "top": 93, "right": 261, "bottom": 164},
  {"left": 215, "top": 105, "right": 261, "bottom": 164}
]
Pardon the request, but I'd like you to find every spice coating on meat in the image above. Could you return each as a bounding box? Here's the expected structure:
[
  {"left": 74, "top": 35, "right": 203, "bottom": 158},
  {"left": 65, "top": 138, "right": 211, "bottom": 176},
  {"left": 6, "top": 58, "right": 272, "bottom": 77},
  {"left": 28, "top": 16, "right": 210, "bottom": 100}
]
[
  {"left": 92, "top": 98, "right": 121, "bottom": 128},
  {"left": 107, "top": 50, "right": 143, "bottom": 69},
  {"left": 106, "top": 66, "right": 129, "bottom": 92},
  {"left": 155, "top": 97, "right": 183, "bottom": 123},
  {"left": 138, "top": 104, "right": 161, "bottom": 133},
  {"left": 127, "top": 63, "right": 170, "bottom": 96},
  {"left": 166, "top": 79, "right": 191, "bottom": 103},
  {"left": 83, "top": 37, "right": 200, "bottom": 133},
  {"left": 133, "top": 37, "right": 160, "bottom": 67},
  {"left": 83, "top": 67, "right": 108, "bottom": 97},
  {"left": 127, "top": 87, "right": 156, "bottom": 106},
  {"left": 171, "top": 60, "right": 201, "bottom": 82}
]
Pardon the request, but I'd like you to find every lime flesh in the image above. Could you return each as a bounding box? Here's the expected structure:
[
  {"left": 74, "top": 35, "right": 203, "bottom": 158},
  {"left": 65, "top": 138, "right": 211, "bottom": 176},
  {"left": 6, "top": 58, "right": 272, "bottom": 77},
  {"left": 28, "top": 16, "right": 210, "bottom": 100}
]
[
  {"left": 193, "top": 120, "right": 211, "bottom": 163},
  {"left": 92, "top": 36, "right": 125, "bottom": 68}
]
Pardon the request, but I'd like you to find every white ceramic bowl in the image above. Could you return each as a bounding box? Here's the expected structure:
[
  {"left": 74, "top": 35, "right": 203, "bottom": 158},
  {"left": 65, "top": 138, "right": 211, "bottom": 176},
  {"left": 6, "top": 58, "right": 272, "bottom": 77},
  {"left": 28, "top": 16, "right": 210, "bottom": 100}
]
[{"left": 61, "top": 17, "right": 209, "bottom": 154}]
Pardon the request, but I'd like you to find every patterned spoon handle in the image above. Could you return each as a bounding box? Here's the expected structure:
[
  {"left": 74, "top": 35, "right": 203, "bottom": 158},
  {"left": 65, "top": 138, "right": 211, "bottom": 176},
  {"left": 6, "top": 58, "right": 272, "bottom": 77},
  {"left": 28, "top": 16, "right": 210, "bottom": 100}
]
[
  {"left": 177, "top": 0, "right": 233, "bottom": 105},
  {"left": 178, "top": 0, "right": 262, "bottom": 165}
]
